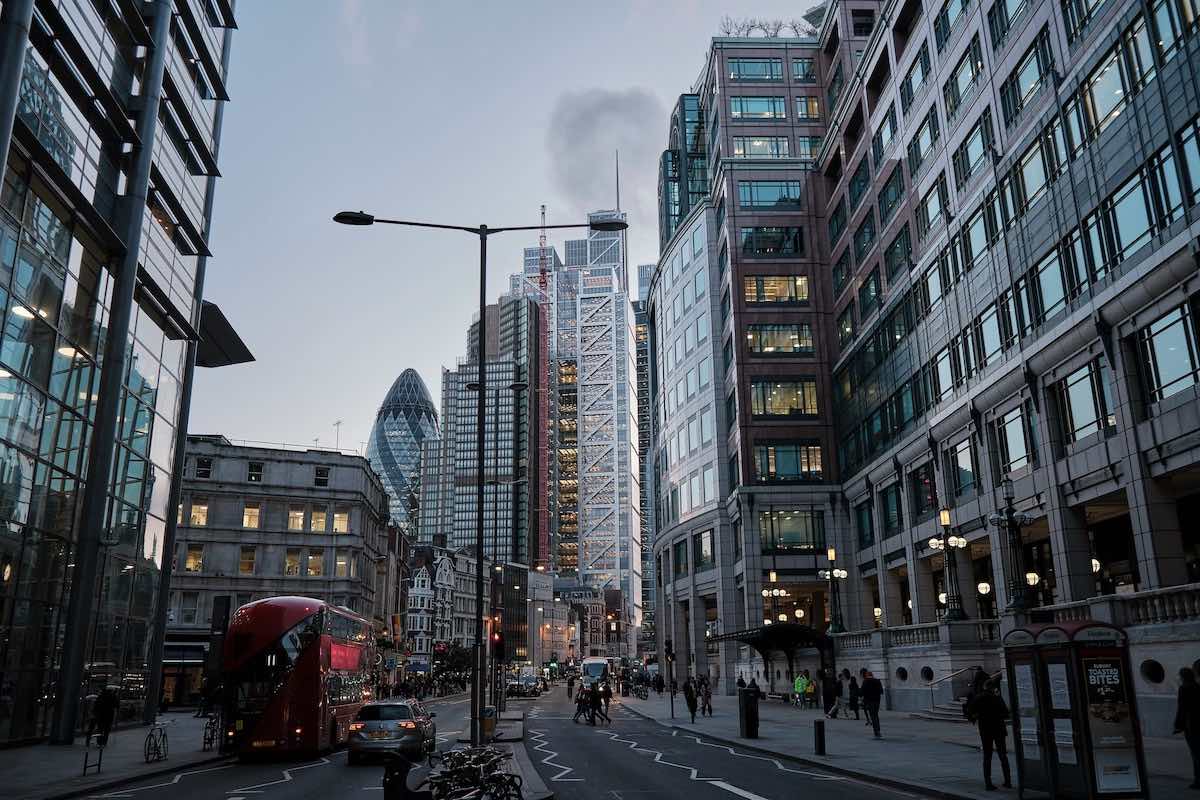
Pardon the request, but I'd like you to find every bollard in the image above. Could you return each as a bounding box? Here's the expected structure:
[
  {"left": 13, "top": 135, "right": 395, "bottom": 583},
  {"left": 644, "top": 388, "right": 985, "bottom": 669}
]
[{"left": 813, "top": 718, "right": 825, "bottom": 755}]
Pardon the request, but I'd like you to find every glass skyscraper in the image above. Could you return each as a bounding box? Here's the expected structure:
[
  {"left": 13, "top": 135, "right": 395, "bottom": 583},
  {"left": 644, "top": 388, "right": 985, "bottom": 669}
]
[{"left": 367, "top": 369, "right": 439, "bottom": 529}]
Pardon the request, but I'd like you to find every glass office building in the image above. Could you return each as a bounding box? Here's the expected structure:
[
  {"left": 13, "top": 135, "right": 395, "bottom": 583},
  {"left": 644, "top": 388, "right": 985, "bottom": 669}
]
[
  {"left": 366, "top": 369, "right": 439, "bottom": 529},
  {"left": 0, "top": 0, "right": 238, "bottom": 743}
]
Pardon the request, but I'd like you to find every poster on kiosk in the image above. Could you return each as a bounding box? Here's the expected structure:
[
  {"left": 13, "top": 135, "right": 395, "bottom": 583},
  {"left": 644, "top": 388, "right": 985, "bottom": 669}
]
[{"left": 1002, "top": 621, "right": 1148, "bottom": 800}]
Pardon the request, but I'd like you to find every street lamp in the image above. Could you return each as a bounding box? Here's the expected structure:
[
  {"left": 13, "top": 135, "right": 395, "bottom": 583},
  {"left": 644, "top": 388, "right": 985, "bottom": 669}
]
[
  {"left": 987, "top": 477, "right": 1032, "bottom": 612},
  {"left": 334, "top": 209, "right": 626, "bottom": 747},
  {"left": 819, "top": 547, "right": 847, "bottom": 634},
  {"left": 930, "top": 507, "right": 968, "bottom": 621}
]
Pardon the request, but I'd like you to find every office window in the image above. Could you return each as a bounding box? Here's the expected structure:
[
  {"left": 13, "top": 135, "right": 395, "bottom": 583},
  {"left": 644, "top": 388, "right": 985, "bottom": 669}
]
[
  {"left": 838, "top": 306, "right": 856, "bottom": 347},
  {"left": 195, "top": 457, "right": 212, "bottom": 479},
  {"left": 740, "top": 227, "right": 804, "bottom": 257},
  {"left": 1034, "top": 250, "right": 1067, "bottom": 322},
  {"left": 855, "top": 501, "right": 875, "bottom": 549},
  {"left": 879, "top": 166, "right": 904, "bottom": 225},
  {"left": 760, "top": 509, "right": 825, "bottom": 552},
  {"left": 917, "top": 174, "right": 948, "bottom": 237},
  {"left": 852, "top": 9, "right": 875, "bottom": 35},
  {"left": 880, "top": 482, "right": 903, "bottom": 535},
  {"left": 950, "top": 439, "right": 976, "bottom": 496},
  {"left": 833, "top": 249, "right": 851, "bottom": 296},
  {"left": 189, "top": 501, "right": 208, "bottom": 527},
  {"left": 943, "top": 36, "right": 983, "bottom": 118},
  {"left": 729, "top": 57, "right": 783, "bottom": 81},
  {"left": 873, "top": 104, "right": 898, "bottom": 166},
  {"left": 1110, "top": 173, "right": 1152, "bottom": 261},
  {"left": 1018, "top": 140, "right": 1049, "bottom": 209},
  {"left": 857, "top": 268, "right": 880, "bottom": 316},
  {"left": 739, "top": 180, "right": 803, "bottom": 208},
  {"left": 908, "top": 106, "right": 940, "bottom": 176},
  {"left": 242, "top": 502, "right": 260, "bottom": 529},
  {"left": 743, "top": 275, "right": 809, "bottom": 304},
  {"left": 829, "top": 197, "right": 848, "bottom": 244},
  {"left": 730, "top": 96, "right": 787, "bottom": 119},
  {"left": 306, "top": 549, "right": 324, "bottom": 577},
  {"left": 181, "top": 592, "right": 199, "bottom": 624},
  {"left": 753, "top": 442, "right": 823, "bottom": 482},
  {"left": 977, "top": 305, "right": 1003, "bottom": 365},
  {"left": 935, "top": 0, "right": 971, "bottom": 50},
  {"left": 315, "top": 466, "right": 330, "bottom": 487},
  {"left": 1179, "top": 117, "right": 1200, "bottom": 206},
  {"left": 1153, "top": 0, "right": 1194, "bottom": 59},
  {"left": 311, "top": 509, "right": 327, "bottom": 533},
  {"left": 934, "top": 347, "right": 955, "bottom": 399},
  {"left": 1138, "top": 305, "right": 1200, "bottom": 403},
  {"left": 702, "top": 463, "right": 716, "bottom": 501},
  {"left": 796, "top": 136, "right": 822, "bottom": 159},
  {"left": 247, "top": 461, "right": 263, "bottom": 482},
  {"left": 335, "top": 550, "right": 352, "bottom": 578},
  {"left": 746, "top": 323, "right": 814, "bottom": 354},
  {"left": 184, "top": 544, "right": 203, "bottom": 573},
  {"left": 1058, "top": 360, "right": 1117, "bottom": 441},
  {"left": 953, "top": 109, "right": 993, "bottom": 188},
  {"left": 996, "top": 406, "right": 1033, "bottom": 472},
  {"left": 909, "top": 462, "right": 938, "bottom": 517},
  {"left": 962, "top": 207, "right": 990, "bottom": 268},
  {"left": 849, "top": 158, "right": 871, "bottom": 210},
  {"left": 288, "top": 506, "right": 305, "bottom": 531},
  {"left": 699, "top": 357, "right": 712, "bottom": 387},
  {"left": 792, "top": 57, "right": 816, "bottom": 83},
  {"left": 827, "top": 61, "right": 845, "bottom": 108},
  {"left": 1000, "top": 28, "right": 1050, "bottom": 126},
  {"left": 751, "top": 379, "right": 819, "bottom": 416},
  {"left": 1063, "top": 0, "right": 1107, "bottom": 41},
  {"left": 900, "top": 43, "right": 932, "bottom": 111},
  {"left": 794, "top": 97, "right": 821, "bottom": 122},
  {"left": 885, "top": 224, "right": 912, "bottom": 278},
  {"left": 853, "top": 213, "right": 877, "bottom": 262},
  {"left": 693, "top": 530, "right": 715, "bottom": 570},
  {"left": 988, "top": 0, "right": 1031, "bottom": 48},
  {"left": 239, "top": 546, "right": 256, "bottom": 575},
  {"left": 285, "top": 547, "right": 301, "bottom": 576},
  {"left": 673, "top": 539, "right": 688, "bottom": 577}
]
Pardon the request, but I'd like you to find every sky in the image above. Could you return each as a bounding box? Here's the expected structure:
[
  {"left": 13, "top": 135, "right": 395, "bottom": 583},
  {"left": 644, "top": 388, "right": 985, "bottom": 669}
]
[{"left": 190, "top": 0, "right": 808, "bottom": 453}]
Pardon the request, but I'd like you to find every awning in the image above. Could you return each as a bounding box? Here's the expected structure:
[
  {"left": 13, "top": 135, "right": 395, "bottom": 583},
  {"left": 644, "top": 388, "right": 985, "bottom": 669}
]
[{"left": 197, "top": 300, "right": 254, "bottom": 368}]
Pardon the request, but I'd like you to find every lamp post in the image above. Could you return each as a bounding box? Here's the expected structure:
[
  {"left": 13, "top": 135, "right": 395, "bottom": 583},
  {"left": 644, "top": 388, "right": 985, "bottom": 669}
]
[
  {"left": 931, "top": 507, "right": 968, "bottom": 621},
  {"left": 819, "top": 547, "right": 847, "bottom": 634},
  {"left": 987, "top": 477, "right": 1032, "bottom": 612},
  {"left": 334, "top": 210, "right": 626, "bottom": 746}
]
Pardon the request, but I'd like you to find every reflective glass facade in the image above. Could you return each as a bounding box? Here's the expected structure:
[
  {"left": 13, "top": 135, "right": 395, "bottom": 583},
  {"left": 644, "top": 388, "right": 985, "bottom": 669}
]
[{"left": 366, "top": 369, "right": 439, "bottom": 529}]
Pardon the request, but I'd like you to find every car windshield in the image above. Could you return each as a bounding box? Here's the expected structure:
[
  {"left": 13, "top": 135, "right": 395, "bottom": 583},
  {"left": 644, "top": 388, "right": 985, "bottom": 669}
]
[
  {"left": 355, "top": 704, "right": 413, "bottom": 721},
  {"left": 583, "top": 663, "right": 606, "bottom": 678}
]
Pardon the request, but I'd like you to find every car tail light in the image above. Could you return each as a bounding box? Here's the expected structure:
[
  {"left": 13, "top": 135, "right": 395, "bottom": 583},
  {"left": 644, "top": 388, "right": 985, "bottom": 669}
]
[
  {"left": 399, "top": 721, "right": 416, "bottom": 729},
  {"left": 350, "top": 722, "right": 365, "bottom": 731}
]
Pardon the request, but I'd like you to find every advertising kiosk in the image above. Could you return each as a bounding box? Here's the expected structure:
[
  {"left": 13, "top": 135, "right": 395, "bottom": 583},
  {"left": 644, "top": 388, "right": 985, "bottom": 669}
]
[{"left": 1003, "top": 621, "right": 1149, "bottom": 799}]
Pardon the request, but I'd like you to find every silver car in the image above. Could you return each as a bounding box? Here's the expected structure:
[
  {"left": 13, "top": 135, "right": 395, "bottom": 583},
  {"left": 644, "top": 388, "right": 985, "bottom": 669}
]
[{"left": 347, "top": 700, "right": 436, "bottom": 763}]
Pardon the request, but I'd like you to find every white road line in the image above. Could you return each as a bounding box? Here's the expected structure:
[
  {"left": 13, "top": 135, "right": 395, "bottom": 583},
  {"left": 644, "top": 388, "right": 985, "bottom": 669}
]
[
  {"left": 594, "top": 729, "right": 724, "bottom": 782},
  {"left": 90, "top": 763, "right": 236, "bottom": 797},
  {"left": 708, "top": 780, "right": 773, "bottom": 800},
  {"left": 527, "top": 727, "right": 583, "bottom": 782},
  {"left": 682, "top": 734, "right": 845, "bottom": 780},
  {"left": 228, "top": 757, "right": 329, "bottom": 792}
]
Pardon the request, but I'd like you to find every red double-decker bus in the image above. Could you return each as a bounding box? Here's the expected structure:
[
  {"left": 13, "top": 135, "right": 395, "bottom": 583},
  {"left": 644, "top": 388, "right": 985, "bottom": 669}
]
[{"left": 222, "top": 596, "right": 376, "bottom": 756}]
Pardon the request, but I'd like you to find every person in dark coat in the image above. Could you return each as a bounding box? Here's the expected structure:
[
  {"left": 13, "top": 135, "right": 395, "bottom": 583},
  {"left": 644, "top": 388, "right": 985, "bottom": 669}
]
[
  {"left": 748, "top": 677, "right": 761, "bottom": 698},
  {"left": 967, "top": 674, "right": 1012, "bottom": 790},
  {"left": 861, "top": 671, "right": 883, "bottom": 738},
  {"left": 92, "top": 687, "right": 119, "bottom": 746},
  {"left": 601, "top": 681, "right": 613, "bottom": 717},
  {"left": 683, "top": 678, "right": 698, "bottom": 723},
  {"left": 736, "top": 675, "right": 747, "bottom": 689},
  {"left": 822, "top": 670, "right": 840, "bottom": 718},
  {"left": 654, "top": 673, "right": 665, "bottom": 695},
  {"left": 1175, "top": 667, "right": 1200, "bottom": 789},
  {"left": 848, "top": 676, "right": 861, "bottom": 720},
  {"left": 567, "top": 676, "right": 575, "bottom": 698},
  {"left": 573, "top": 685, "right": 590, "bottom": 723},
  {"left": 591, "top": 684, "right": 609, "bottom": 725}
]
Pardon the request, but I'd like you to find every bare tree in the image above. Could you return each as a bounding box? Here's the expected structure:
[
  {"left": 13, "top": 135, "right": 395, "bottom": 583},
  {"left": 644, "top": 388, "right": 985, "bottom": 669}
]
[
  {"left": 785, "top": 17, "right": 817, "bottom": 37},
  {"left": 762, "top": 18, "right": 785, "bottom": 37},
  {"left": 719, "top": 14, "right": 738, "bottom": 35}
]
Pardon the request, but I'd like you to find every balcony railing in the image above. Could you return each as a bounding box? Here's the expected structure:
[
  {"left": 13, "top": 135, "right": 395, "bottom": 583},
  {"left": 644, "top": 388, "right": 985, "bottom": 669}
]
[{"left": 1041, "top": 583, "right": 1200, "bottom": 627}]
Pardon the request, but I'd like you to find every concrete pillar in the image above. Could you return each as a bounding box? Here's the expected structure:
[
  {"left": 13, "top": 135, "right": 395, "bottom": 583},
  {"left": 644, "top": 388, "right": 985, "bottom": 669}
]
[
  {"left": 1126, "top": 475, "right": 1189, "bottom": 588},
  {"left": 1046, "top": 496, "right": 1095, "bottom": 601},
  {"left": 953, "top": 545, "right": 981, "bottom": 617},
  {"left": 911, "top": 546, "right": 938, "bottom": 623},
  {"left": 881, "top": 566, "right": 905, "bottom": 625},
  {"left": 0, "top": 0, "right": 34, "bottom": 173}
]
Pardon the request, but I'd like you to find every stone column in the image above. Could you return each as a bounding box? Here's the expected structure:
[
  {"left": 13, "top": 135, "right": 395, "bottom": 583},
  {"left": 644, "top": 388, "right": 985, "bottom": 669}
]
[
  {"left": 910, "top": 545, "right": 938, "bottom": 624},
  {"left": 1045, "top": 497, "right": 1095, "bottom": 601},
  {"left": 953, "top": 545, "right": 981, "bottom": 617}
]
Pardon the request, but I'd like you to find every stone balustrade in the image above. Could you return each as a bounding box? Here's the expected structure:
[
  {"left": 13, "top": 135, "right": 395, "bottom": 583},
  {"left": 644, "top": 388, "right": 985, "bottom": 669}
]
[{"left": 1041, "top": 582, "right": 1200, "bottom": 627}]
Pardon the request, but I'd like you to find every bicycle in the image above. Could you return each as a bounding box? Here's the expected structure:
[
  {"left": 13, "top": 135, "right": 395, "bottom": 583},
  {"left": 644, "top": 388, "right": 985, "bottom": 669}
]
[
  {"left": 202, "top": 715, "right": 219, "bottom": 752},
  {"left": 144, "top": 723, "right": 168, "bottom": 763}
]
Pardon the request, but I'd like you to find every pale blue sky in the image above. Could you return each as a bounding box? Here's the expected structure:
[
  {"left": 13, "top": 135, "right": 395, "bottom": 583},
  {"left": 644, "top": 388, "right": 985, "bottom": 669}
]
[{"left": 190, "top": 0, "right": 805, "bottom": 452}]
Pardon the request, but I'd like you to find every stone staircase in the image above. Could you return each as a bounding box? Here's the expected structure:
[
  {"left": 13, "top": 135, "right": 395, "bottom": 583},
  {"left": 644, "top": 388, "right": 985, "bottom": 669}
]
[{"left": 909, "top": 699, "right": 969, "bottom": 723}]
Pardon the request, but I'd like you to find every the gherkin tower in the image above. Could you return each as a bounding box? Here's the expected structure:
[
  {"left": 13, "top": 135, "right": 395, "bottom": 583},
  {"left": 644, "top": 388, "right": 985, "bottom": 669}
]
[{"left": 366, "top": 369, "right": 439, "bottom": 528}]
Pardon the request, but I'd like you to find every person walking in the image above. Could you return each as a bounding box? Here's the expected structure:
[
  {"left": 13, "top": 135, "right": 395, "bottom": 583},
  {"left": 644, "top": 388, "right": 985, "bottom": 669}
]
[
  {"left": 683, "top": 678, "right": 698, "bottom": 723},
  {"left": 1174, "top": 666, "right": 1200, "bottom": 789},
  {"left": 822, "top": 670, "right": 840, "bottom": 718},
  {"left": 601, "top": 681, "right": 613, "bottom": 718},
  {"left": 967, "top": 674, "right": 1012, "bottom": 790},
  {"left": 736, "top": 675, "right": 747, "bottom": 689},
  {"left": 91, "top": 686, "right": 119, "bottom": 746},
  {"left": 861, "top": 670, "right": 883, "bottom": 738},
  {"left": 590, "top": 685, "right": 608, "bottom": 725},
  {"left": 573, "top": 685, "right": 589, "bottom": 723},
  {"left": 567, "top": 675, "right": 575, "bottom": 698},
  {"left": 700, "top": 678, "right": 713, "bottom": 717},
  {"left": 793, "top": 672, "right": 807, "bottom": 707},
  {"left": 655, "top": 673, "right": 665, "bottom": 695},
  {"left": 804, "top": 670, "right": 817, "bottom": 708},
  {"left": 848, "top": 675, "right": 861, "bottom": 720}
]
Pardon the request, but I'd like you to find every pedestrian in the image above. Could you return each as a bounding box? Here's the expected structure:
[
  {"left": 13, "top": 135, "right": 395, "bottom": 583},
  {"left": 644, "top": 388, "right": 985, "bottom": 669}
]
[
  {"left": 683, "top": 678, "right": 698, "bottom": 723},
  {"left": 1174, "top": 666, "right": 1200, "bottom": 789},
  {"left": 848, "top": 675, "right": 861, "bottom": 720},
  {"left": 567, "top": 675, "right": 575, "bottom": 698},
  {"left": 91, "top": 686, "right": 118, "bottom": 746},
  {"left": 861, "top": 670, "right": 883, "bottom": 738},
  {"left": 573, "top": 685, "right": 589, "bottom": 723},
  {"left": 804, "top": 670, "right": 817, "bottom": 708},
  {"left": 966, "top": 674, "right": 1012, "bottom": 790},
  {"left": 736, "top": 675, "right": 747, "bottom": 689},
  {"left": 591, "top": 683, "right": 609, "bottom": 724},
  {"left": 601, "top": 681, "right": 613, "bottom": 717},
  {"left": 793, "top": 672, "right": 807, "bottom": 707},
  {"left": 822, "top": 670, "right": 840, "bottom": 718},
  {"left": 748, "top": 677, "right": 761, "bottom": 699},
  {"left": 701, "top": 678, "right": 713, "bottom": 717},
  {"left": 655, "top": 673, "right": 665, "bottom": 695}
]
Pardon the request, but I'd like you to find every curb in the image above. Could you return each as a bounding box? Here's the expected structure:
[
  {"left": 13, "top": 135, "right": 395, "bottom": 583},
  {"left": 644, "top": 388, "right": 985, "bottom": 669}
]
[
  {"left": 619, "top": 703, "right": 983, "bottom": 800},
  {"left": 507, "top": 737, "right": 552, "bottom": 800},
  {"left": 36, "top": 753, "right": 234, "bottom": 800}
]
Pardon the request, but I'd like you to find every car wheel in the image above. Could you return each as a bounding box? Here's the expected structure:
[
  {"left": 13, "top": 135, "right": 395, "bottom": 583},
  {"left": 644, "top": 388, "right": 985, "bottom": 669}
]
[{"left": 347, "top": 751, "right": 359, "bottom": 766}]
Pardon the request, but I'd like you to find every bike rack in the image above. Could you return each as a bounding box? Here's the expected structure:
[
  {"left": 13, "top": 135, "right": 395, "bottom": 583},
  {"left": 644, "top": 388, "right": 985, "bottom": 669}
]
[{"left": 82, "top": 737, "right": 104, "bottom": 776}]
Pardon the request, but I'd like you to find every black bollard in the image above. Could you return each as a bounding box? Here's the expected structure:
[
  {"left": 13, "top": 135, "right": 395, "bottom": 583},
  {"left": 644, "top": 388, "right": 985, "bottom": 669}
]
[{"left": 814, "top": 718, "right": 826, "bottom": 755}]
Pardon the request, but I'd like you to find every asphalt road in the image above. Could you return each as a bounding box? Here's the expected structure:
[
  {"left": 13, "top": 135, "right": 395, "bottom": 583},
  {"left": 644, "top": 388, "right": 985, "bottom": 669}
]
[
  {"left": 84, "top": 693, "right": 473, "bottom": 800},
  {"left": 522, "top": 687, "right": 931, "bottom": 800}
]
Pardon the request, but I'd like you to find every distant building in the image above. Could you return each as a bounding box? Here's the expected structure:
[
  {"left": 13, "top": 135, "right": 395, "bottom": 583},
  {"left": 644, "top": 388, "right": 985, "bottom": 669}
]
[
  {"left": 165, "top": 436, "right": 391, "bottom": 704},
  {"left": 366, "top": 369, "right": 439, "bottom": 530}
]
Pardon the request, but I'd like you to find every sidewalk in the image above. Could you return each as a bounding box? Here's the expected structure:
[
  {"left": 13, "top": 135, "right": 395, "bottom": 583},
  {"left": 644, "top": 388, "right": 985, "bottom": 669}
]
[
  {"left": 619, "top": 693, "right": 1197, "bottom": 800},
  {"left": 3, "top": 712, "right": 228, "bottom": 800}
]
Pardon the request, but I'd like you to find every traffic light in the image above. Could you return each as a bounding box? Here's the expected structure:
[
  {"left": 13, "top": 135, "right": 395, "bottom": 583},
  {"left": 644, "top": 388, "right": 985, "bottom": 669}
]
[{"left": 492, "top": 630, "right": 505, "bottom": 661}]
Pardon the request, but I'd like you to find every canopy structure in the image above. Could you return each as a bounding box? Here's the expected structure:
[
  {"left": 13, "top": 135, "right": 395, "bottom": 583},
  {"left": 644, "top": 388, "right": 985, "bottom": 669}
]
[{"left": 708, "top": 622, "right": 835, "bottom": 683}]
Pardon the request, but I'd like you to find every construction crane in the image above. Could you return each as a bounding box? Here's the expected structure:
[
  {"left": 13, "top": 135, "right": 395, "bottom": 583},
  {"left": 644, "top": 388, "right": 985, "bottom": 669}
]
[{"left": 535, "top": 205, "right": 551, "bottom": 574}]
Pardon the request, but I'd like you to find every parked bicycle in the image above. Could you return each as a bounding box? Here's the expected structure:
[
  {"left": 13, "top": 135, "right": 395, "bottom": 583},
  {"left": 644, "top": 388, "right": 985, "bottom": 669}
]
[
  {"left": 384, "top": 746, "right": 522, "bottom": 800},
  {"left": 144, "top": 722, "right": 168, "bottom": 763},
  {"left": 202, "top": 714, "right": 220, "bottom": 752}
]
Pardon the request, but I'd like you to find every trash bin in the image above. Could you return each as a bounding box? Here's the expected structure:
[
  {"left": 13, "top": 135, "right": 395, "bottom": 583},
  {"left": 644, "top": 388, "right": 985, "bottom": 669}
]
[
  {"left": 737, "top": 688, "right": 759, "bottom": 739},
  {"left": 480, "top": 706, "right": 497, "bottom": 741}
]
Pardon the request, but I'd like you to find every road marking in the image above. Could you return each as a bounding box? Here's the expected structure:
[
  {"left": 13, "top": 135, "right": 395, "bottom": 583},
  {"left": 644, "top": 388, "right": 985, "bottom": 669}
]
[
  {"left": 527, "top": 727, "right": 583, "bottom": 782},
  {"left": 708, "top": 780, "right": 772, "bottom": 800},
  {"left": 90, "top": 763, "right": 235, "bottom": 797},
  {"left": 228, "top": 757, "right": 329, "bottom": 792},
  {"left": 227, "top": 796, "right": 245, "bottom": 800},
  {"left": 594, "top": 729, "right": 724, "bottom": 782},
  {"left": 681, "top": 734, "right": 845, "bottom": 780},
  {"left": 361, "top": 787, "right": 383, "bottom": 791}
]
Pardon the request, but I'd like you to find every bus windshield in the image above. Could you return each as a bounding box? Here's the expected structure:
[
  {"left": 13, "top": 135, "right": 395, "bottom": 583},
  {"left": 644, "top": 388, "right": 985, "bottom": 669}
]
[{"left": 582, "top": 662, "right": 607, "bottom": 679}]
